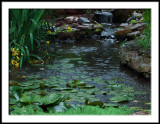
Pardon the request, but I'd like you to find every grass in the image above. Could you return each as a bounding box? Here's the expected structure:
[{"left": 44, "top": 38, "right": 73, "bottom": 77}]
[{"left": 53, "top": 105, "right": 134, "bottom": 115}]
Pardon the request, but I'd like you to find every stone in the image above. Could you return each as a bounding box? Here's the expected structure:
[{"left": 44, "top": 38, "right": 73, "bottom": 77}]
[
  {"left": 78, "top": 17, "right": 90, "bottom": 25},
  {"left": 137, "top": 63, "right": 151, "bottom": 73},
  {"left": 119, "top": 23, "right": 130, "bottom": 28},
  {"left": 114, "top": 28, "right": 132, "bottom": 38},
  {"left": 65, "top": 16, "right": 78, "bottom": 24},
  {"left": 127, "top": 31, "right": 141, "bottom": 37},
  {"left": 130, "top": 23, "right": 146, "bottom": 31},
  {"left": 77, "top": 25, "right": 92, "bottom": 30},
  {"left": 112, "top": 9, "right": 134, "bottom": 23},
  {"left": 132, "top": 12, "right": 142, "bottom": 18},
  {"left": 93, "top": 12, "right": 113, "bottom": 23}
]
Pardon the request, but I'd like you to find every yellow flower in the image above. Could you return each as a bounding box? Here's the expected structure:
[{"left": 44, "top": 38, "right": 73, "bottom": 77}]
[
  {"left": 12, "top": 52, "right": 18, "bottom": 56},
  {"left": 11, "top": 60, "right": 17, "bottom": 65},
  {"left": 67, "top": 27, "right": 72, "bottom": 32},
  {"left": 15, "top": 63, "right": 19, "bottom": 68},
  {"left": 47, "top": 30, "right": 52, "bottom": 34},
  {"left": 11, "top": 48, "right": 15, "bottom": 52},
  {"left": 16, "top": 56, "right": 20, "bottom": 61},
  {"left": 46, "top": 41, "right": 50, "bottom": 45},
  {"left": 35, "top": 60, "right": 38, "bottom": 63}
]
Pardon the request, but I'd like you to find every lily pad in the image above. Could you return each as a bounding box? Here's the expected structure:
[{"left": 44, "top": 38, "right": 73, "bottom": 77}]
[
  {"left": 11, "top": 104, "right": 44, "bottom": 115},
  {"left": 20, "top": 94, "right": 41, "bottom": 104},
  {"left": 10, "top": 86, "right": 23, "bottom": 101},
  {"left": 109, "top": 93, "right": 135, "bottom": 103},
  {"left": 79, "top": 84, "right": 95, "bottom": 89},
  {"left": 103, "top": 103, "right": 119, "bottom": 107}
]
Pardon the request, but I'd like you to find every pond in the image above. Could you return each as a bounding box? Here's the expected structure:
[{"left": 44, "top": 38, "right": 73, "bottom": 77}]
[{"left": 9, "top": 24, "right": 151, "bottom": 114}]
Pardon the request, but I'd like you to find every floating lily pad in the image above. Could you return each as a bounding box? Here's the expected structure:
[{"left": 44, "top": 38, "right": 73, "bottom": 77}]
[
  {"left": 20, "top": 94, "right": 41, "bottom": 104},
  {"left": 47, "top": 102, "right": 67, "bottom": 113},
  {"left": 109, "top": 84, "right": 123, "bottom": 91},
  {"left": 79, "top": 84, "right": 95, "bottom": 89},
  {"left": 109, "top": 93, "right": 135, "bottom": 103},
  {"left": 10, "top": 86, "right": 23, "bottom": 101},
  {"left": 25, "top": 75, "right": 42, "bottom": 80},
  {"left": 103, "top": 103, "right": 119, "bottom": 107},
  {"left": 134, "top": 91, "right": 147, "bottom": 95},
  {"left": 94, "top": 91, "right": 109, "bottom": 95},
  {"left": 11, "top": 104, "right": 44, "bottom": 115}
]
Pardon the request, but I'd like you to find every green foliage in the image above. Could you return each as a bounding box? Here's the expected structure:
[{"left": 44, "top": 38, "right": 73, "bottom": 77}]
[
  {"left": 130, "top": 19, "right": 137, "bottom": 24},
  {"left": 53, "top": 105, "right": 134, "bottom": 115},
  {"left": 120, "top": 39, "right": 127, "bottom": 46},
  {"left": 85, "top": 10, "right": 92, "bottom": 14},
  {"left": 9, "top": 9, "right": 45, "bottom": 68},
  {"left": 136, "top": 9, "right": 151, "bottom": 50}
]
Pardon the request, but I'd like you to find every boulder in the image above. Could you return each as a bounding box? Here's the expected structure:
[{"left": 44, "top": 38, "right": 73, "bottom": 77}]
[
  {"left": 112, "top": 9, "right": 134, "bottom": 23},
  {"left": 119, "top": 23, "right": 131, "bottom": 28},
  {"left": 78, "top": 17, "right": 90, "bottom": 25},
  {"left": 130, "top": 23, "right": 146, "bottom": 31},
  {"left": 65, "top": 16, "right": 78, "bottom": 24},
  {"left": 114, "top": 28, "right": 132, "bottom": 38},
  {"left": 127, "top": 31, "right": 141, "bottom": 37}
]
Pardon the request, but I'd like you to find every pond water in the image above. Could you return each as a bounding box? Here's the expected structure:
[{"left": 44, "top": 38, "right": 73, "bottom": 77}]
[{"left": 9, "top": 24, "right": 151, "bottom": 112}]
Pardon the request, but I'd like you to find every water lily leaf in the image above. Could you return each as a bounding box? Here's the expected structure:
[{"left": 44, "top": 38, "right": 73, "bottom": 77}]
[
  {"left": 79, "top": 85, "right": 95, "bottom": 89},
  {"left": 10, "top": 86, "right": 23, "bottom": 101},
  {"left": 25, "top": 75, "right": 42, "bottom": 80},
  {"left": 103, "top": 103, "right": 119, "bottom": 107},
  {"left": 48, "top": 105, "right": 67, "bottom": 113},
  {"left": 11, "top": 104, "right": 44, "bottom": 115},
  {"left": 20, "top": 94, "right": 41, "bottom": 104},
  {"left": 9, "top": 98, "right": 18, "bottom": 104},
  {"left": 94, "top": 91, "right": 109, "bottom": 95},
  {"left": 21, "top": 83, "right": 40, "bottom": 90},
  {"left": 87, "top": 101, "right": 104, "bottom": 107},
  {"left": 109, "top": 93, "right": 135, "bottom": 103},
  {"left": 109, "top": 84, "right": 122, "bottom": 91},
  {"left": 42, "top": 93, "right": 62, "bottom": 105},
  {"left": 134, "top": 91, "right": 147, "bottom": 95}
]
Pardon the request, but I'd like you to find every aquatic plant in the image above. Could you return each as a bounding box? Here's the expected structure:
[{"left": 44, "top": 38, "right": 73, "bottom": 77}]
[{"left": 9, "top": 9, "right": 45, "bottom": 68}]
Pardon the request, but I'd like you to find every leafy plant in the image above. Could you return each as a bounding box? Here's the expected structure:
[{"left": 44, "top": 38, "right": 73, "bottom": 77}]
[
  {"left": 136, "top": 9, "right": 151, "bottom": 50},
  {"left": 9, "top": 9, "right": 45, "bottom": 68}
]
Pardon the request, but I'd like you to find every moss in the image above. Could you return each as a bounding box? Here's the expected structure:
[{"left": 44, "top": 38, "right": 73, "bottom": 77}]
[{"left": 94, "top": 29, "right": 101, "bottom": 32}]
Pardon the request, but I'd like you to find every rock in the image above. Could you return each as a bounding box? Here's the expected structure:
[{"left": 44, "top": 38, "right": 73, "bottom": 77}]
[
  {"left": 65, "top": 16, "right": 78, "bottom": 24},
  {"left": 119, "top": 23, "right": 131, "bottom": 28},
  {"left": 78, "top": 17, "right": 90, "bottom": 25},
  {"left": 126, "top": 12, "right": 142, "bottom": 23},
  {"left": 93, "top": 12, "right": 113, "bottom": 23},
  {"left": 112, "top": 9, "right": 134, "bottom": 23},
  {"left": 132, "top": 12, "right": 142, "bottom": 18},
  {"left": 77, "top": 25, "right": 92, "bottom": 30},
  {"left": 130, "top": 23, "right": 146, "bottom": 31},
  {"left": 137, "top": 63, "right": 151, "bottom": 73},
  {"left": 114, "top": 28, "right": 132, "bottom": 38},
  {"left": 127, "top": 31, "right": 141, "bottom": 37}
]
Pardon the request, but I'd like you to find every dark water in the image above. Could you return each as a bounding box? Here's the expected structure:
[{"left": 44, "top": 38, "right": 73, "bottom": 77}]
[{"left": 9, "top": 24, "right": 151, "bottom": 110}]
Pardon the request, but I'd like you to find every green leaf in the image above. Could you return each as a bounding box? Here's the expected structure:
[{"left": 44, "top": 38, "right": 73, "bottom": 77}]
[
  {"left": 30, "top": 33, "right": 33, "bottom": 51},
  {"left": 9, "top": 27, "right": 15, "bottom": 34},
  {"left": 30, "top": 54, "right": 42, "bottom": 60},
  {"left": 11, "top": 104, "right": 44, "bottom": 115},
  {"left": 24, "top": 46, "right": 30, "bottom": 61},
  {"left": 41, "top": 93, "right": 62, "bottom": 105},
  {"left": 9, "top": 86, "right": 23, "bottom": 101}
]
